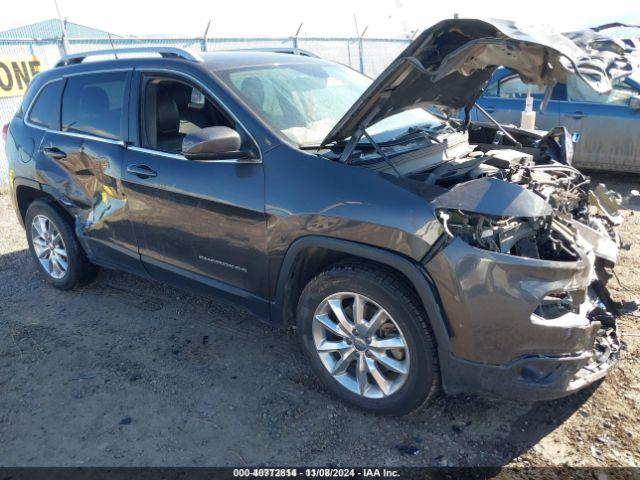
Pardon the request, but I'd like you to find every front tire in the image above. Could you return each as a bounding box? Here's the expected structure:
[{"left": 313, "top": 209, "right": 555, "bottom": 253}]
[
  {"left": 25, "top": 200, "right": 96, "bottom": 290},
  {"left": 296, "top": 263, "right": 439, "bottom": 415}
]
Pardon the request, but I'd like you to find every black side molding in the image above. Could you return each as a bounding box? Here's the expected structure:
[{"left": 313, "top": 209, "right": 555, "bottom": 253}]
[{"left": 270, "top": 235, "right": 453, "bottom": 355}]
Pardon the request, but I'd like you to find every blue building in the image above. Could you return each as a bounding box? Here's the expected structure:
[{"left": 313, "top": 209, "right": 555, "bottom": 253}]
[{"left": 0, "top": 19, "right": 119, "bottom": 39}]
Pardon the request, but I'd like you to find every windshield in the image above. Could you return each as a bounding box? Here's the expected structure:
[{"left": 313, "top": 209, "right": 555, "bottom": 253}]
[{"left": 217, "top": 61, "right": 443, "bottom": 146}]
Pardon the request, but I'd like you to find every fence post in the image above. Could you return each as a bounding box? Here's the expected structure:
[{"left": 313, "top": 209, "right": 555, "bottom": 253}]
[
  {"left": 353, "top": 15, "right": 368, "bottom": 74},
  {"left": 56, "top": 38, "right": 67, "bottom": 59},
  {"left": 292, "top": 23, "right": 303, "bottom": 49},
  {"left": 201, "top": 20, "right": 211, "bottom": 52},
  {"left": 358, "top": 26, "right": 368, "bottom": 74},
  {"left": 54, "top": 0, "right": 69, "bottom": 55}
]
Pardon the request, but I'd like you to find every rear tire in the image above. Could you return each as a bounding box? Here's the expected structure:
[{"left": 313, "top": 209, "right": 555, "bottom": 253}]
[
  {"left": 25, "top": 200, "right": 97, "bottom": 290},
  {"left": 296, "top": 262, "right": 439, "bottom": 415}
]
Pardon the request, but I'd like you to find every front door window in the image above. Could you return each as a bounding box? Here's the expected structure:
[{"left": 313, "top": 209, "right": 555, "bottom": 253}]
[{"left": 139, "top": 76, "right": 236, "bottom": 154}]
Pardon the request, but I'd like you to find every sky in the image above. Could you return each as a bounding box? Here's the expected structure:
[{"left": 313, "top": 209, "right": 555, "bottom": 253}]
[{"left": 1, "top": 0, "right": 639, "bottom": 38}]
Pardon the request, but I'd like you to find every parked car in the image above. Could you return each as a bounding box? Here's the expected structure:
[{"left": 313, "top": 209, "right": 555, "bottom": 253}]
[
  {"left": 4, "top": 19, "right": 634, "bottom": 414},
  {"left": 590, "top": 22, "right": 640, "bottom": 51},
  {"left": 474, "top": 67, "right": 640, "bottom": 172}
]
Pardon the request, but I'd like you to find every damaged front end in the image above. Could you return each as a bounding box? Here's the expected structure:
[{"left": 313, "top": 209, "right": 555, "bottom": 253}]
[
  {"left": 424, "top": 153, "right": 625, "bottom": 400},
  {"left": 315, "top": 17, "right": 636, "bottom": 400}
]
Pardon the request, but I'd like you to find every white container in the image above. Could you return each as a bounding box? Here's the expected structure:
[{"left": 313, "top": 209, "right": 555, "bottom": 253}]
[
  {"left": 520, "top": 110, "right": 536, "bottom": 129},
  {"left": 520, "top": 90, "right": 536, "bottom": 129}
]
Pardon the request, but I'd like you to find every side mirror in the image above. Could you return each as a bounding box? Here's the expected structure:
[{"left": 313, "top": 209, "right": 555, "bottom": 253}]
[
  {"left": 629, "top": 96, "right": 640, "bottom": 111},
  {"left": 182, "top": 126, "right": 258, "bottom": 161}
]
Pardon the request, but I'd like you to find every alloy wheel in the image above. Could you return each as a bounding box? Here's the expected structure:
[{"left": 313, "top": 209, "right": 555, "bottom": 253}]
[
  {"left": 31, "top": 214, "right": 68, "bottom": 280},
  {"left": 312, "top": 292, "right": 410, "bottom": 399}
]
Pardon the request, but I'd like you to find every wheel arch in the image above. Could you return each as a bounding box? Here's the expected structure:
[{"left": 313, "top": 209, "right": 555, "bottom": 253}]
[
  {"left": 14, "top": 180, "right": 74, "bottom": 225},
  {"left": 270, "top": 236, "right": 452, "bottom": 354}
]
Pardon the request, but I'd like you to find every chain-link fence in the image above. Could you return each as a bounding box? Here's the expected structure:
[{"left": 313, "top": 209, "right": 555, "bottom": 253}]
[{"left": 0, "top": 35, "right": 410, "bottom": 185}]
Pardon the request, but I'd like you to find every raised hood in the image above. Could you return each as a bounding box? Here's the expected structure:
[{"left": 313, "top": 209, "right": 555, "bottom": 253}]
[{"left": 321, "top": 18, "right": 636, "bottom": 147}]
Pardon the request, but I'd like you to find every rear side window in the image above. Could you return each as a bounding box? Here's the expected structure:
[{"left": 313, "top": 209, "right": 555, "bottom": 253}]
[
  {"left": 62, "top": 72, "right": 127, "bottom": 140},
  {"left": 28, "top": 80, "right": 64, "bottom": 129},
  {"left": 498, "top": 76, "right": 546, "bottom": 99},
  {"left": 566, "top": 74, "right": 636, "bottom": 106}
]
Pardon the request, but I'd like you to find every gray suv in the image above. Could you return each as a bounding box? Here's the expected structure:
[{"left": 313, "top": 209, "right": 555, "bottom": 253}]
[{"left": 4, "top": 19, "right": 634, "bottom": 414}]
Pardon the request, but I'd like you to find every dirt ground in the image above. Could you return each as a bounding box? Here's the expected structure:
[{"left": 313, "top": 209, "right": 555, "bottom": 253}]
[{"left": 0, "top": 173, "right": 639, "bottom": 468}]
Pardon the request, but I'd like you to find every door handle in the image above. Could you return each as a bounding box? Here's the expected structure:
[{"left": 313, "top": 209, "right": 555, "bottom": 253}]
[
  {"left": 127, "top": 164, "right": 157, "bottom": 179},
  {"left": 41, "top": 146, "right": 67, "bottom": 160},
  {"left": 564, "top": 112, "right": 586, "bottom": 120},
  {"left": 484, "top": 106, "right": 496, "bottom": 113}
]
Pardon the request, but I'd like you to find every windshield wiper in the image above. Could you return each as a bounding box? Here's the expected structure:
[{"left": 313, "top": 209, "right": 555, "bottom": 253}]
[
  {"left": 391, "top": 126, "right": 443, "bottom": 145},
  {"left": 362, "top": 130, "right": 402, "bottom": 178}
]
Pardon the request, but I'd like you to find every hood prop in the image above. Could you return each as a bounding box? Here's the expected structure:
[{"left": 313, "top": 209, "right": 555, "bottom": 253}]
[
  {"left": 337, "top": 104, "right": 383, "bottom": 163},
  {"left": 474, "top": 103, "right": 523, "bottom": 148}
]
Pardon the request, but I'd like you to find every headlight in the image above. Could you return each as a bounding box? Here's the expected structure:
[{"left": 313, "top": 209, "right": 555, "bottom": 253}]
[
  {"left": 534, "top": 291, "right": 578, "bottom": 319},
  {"left": 437, "top": 209, "right": 544, "bottom": 255}
]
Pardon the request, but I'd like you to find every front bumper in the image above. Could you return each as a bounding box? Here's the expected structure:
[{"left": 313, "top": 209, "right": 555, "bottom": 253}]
[
  {"left": 441, "top": 326, "right": 620, "bottom": 401},
  {"left": 425, "top": 237, "right": 621, "bottom": 400}
]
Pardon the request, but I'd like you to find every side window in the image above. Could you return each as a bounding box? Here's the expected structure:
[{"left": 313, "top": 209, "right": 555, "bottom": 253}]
[
  {"left": 566, "top": 74, "right": 635, "bottom": 106},
  {"left": 140, "top": 75, "right": 235, "bottom": 153},
  {"left": 28, "top": 80, "right": 64, "bottom": 129},
  {"left": 62, "top": 72, "right": 127, "bottom": 140},
  {"left": 484, "top": 79, "right": 499, "bottom": 97},
  {"left": 498, "top": 76, "right": 546, "bottom": 99}
]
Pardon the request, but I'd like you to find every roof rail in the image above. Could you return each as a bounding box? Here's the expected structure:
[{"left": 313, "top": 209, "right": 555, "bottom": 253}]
[
  {"left": 54, "top": 47, "right": 203, "bottom": 67},
  {"left": 228, "top": 47, "right": 320, "bottom": 58}
]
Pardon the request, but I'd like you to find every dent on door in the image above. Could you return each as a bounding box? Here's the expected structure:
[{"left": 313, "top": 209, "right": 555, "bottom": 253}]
[{"left": 35, "top": 134, "right": 138, "bottom": 260}]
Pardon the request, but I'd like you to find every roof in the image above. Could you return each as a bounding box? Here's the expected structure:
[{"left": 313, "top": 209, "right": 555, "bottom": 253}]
[
  {"left": 0, "top": 19, "right": 120, "bottom": 39},
  {"left": 35, "top": 50, "right": 333, "bottom": 85},
  {"left": 201, "top": 50, "right": 330, "bottom": 72}
]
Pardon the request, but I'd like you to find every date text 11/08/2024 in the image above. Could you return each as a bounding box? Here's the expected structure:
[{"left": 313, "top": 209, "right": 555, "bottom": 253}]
[{"left": 232, "top": 468, "right": 400, "bottom": 477}]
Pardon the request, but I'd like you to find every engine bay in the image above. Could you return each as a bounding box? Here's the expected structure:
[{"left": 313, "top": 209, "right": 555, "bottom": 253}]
[
  {"left": 430, "top": 146, "right": 622, "bottom": 265},
  {"left": 330, "top": 122, "right": 626, "bottom": 269}
]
